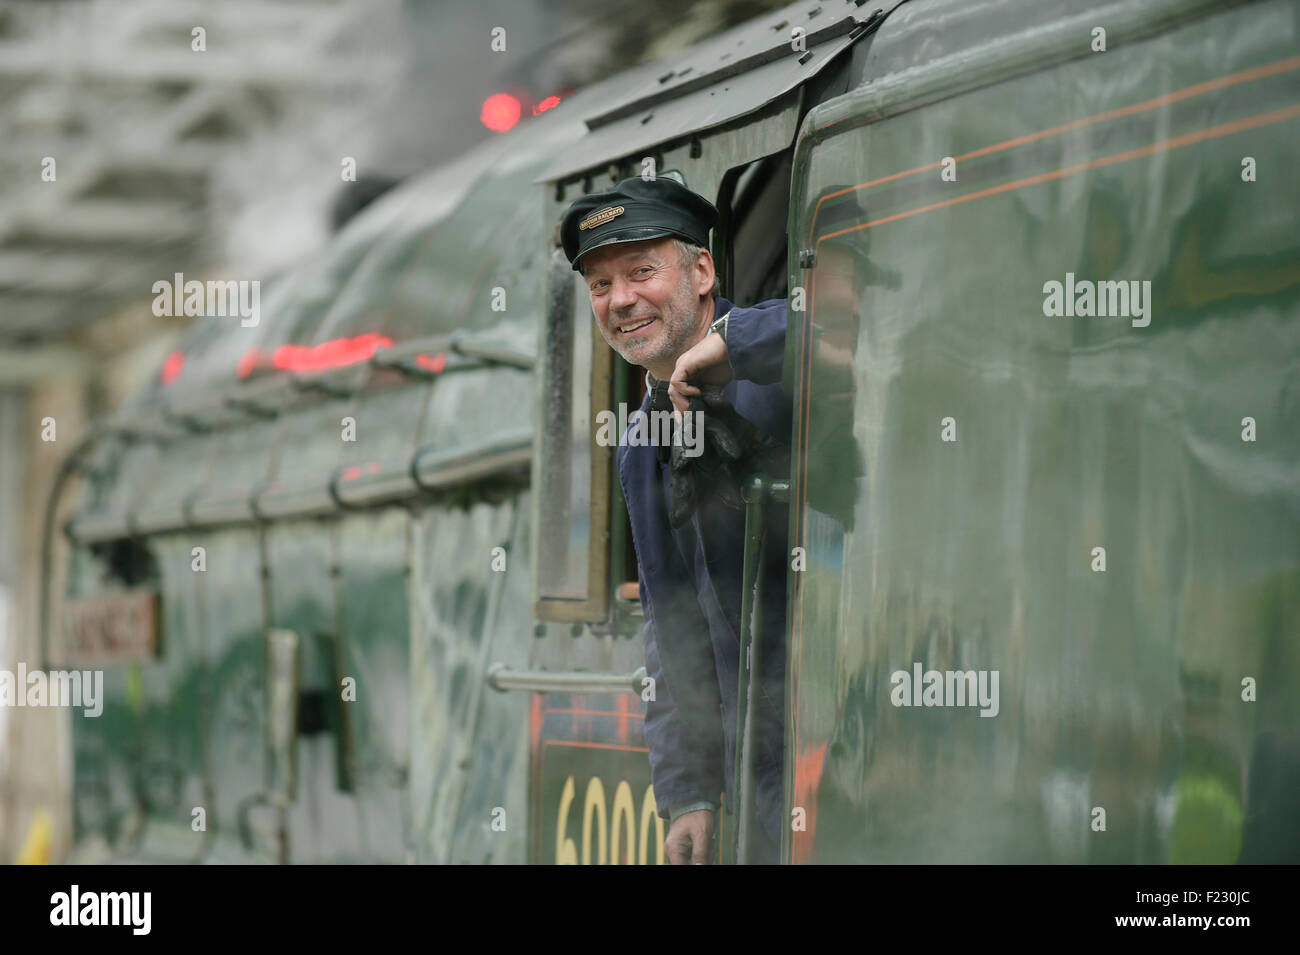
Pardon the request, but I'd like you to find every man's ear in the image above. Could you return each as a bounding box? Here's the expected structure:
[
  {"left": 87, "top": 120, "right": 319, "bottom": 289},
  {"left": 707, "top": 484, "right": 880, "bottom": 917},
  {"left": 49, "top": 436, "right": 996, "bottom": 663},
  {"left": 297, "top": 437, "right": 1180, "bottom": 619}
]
[{"left": 695, "top": 248, "right": 716, "bottom": 298}]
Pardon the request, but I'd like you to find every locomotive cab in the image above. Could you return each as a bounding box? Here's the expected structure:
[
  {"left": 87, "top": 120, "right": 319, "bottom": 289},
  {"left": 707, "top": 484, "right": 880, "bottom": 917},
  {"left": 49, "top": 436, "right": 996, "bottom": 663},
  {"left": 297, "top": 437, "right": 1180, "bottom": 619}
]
[{"left": 523, "top": 5, "right": 875, "bottom": 863}]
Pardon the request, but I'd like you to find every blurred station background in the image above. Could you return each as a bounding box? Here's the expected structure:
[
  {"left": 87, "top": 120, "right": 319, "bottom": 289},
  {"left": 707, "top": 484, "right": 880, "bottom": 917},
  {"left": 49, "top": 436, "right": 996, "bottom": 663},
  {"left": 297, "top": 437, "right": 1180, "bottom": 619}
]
[{"left": 0, "top": 0, "right": 787, "bottom": 863}]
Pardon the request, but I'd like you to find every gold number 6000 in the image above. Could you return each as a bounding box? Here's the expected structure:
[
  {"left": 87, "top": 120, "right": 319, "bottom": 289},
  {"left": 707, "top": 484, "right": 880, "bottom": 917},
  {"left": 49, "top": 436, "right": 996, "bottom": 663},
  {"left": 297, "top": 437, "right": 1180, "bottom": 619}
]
[{"left": 556, "top": 776, "right": 664, "bottom": 865}]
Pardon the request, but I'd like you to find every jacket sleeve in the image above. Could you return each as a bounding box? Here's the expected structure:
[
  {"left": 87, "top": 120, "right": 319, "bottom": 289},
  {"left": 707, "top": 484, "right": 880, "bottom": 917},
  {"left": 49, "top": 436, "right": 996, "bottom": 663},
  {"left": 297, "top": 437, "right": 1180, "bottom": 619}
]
[
  {"left": 639, "top": 559, "right": 726, "bottom": 819},
  {"left": 668, "top": 799, "right": 718, "bottom": 820},
  {"left": 724, "top": 298, "right": 788, "bottom": 387}
]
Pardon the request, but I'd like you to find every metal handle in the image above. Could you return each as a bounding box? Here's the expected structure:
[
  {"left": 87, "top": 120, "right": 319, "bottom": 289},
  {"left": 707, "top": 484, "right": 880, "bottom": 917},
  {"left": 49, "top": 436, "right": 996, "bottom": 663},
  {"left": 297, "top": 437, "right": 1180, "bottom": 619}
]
[
  {"left": 486, "top": 663, "right": 647, "bottom": 695},
  {"left": 732, "top": 473, "right": 785, "bottom": 865}
]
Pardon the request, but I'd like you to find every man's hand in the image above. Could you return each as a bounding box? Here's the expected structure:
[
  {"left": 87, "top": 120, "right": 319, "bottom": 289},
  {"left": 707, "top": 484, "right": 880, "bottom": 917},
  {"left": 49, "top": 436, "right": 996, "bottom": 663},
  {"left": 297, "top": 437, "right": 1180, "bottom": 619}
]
[
  {"left": 664, "top": 809, "right": 715, "bottom": 865},
  {"left": 668, "top": 332, "right": 731, "bottom": 415}
]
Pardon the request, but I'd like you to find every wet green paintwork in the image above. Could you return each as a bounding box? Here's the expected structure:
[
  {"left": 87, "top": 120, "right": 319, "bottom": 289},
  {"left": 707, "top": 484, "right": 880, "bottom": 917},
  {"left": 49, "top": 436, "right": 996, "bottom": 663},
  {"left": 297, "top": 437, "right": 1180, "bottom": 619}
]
[
  {"left": 63, "top": 0, "right": 1298, "bottom": 866},
  {"left": 786, "top": 0, "right": 1300, "bottom": 863}
]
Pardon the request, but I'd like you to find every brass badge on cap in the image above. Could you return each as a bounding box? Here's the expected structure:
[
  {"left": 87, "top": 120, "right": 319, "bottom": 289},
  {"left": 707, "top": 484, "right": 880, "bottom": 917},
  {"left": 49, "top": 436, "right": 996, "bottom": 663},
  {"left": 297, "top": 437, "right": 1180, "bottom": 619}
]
[{"left": 578, "top": 205, "right": 625, "bottom": 231}]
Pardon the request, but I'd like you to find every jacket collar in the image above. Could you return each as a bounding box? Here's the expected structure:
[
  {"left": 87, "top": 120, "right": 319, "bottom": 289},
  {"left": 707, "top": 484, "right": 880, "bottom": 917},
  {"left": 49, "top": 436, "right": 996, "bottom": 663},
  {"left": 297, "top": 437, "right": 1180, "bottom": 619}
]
[{"left": 642, "top": 295, "right": 734, "bottom": 392}]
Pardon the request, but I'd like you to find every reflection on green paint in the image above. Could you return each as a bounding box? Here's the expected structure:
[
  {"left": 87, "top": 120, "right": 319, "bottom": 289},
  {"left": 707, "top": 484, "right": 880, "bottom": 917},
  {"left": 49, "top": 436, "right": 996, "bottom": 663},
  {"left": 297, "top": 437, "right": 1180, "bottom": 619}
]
[
  {"left": 789, "top": 0, "right": 1300, "bottom": 863},
  {"left": 127, "top": 665, "right": 142, "bottom": 717},
  {"left": 1170, "top": 774, "right": 1243, "bottom": 864}
]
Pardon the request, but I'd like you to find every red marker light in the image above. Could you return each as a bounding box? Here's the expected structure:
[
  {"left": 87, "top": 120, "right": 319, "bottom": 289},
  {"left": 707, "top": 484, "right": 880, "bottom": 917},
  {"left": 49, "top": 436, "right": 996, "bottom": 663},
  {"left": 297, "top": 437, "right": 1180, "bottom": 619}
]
[
  {"left": 480, "top": 93, "right": 521, "bottom": 132},
  {"left": 237, "top": 348, "right": 260, "bottom": 378},
  {"left": 161, "top": 350, "right": 185, "bottom": 384},
  {"left": 416, "top": 352, "right": 447, "bottom": 374},
  {"left": 532, "top": 94, "right": 561, "bottom": 116},
  {"left": 237, "top": 335, "right": 392, "bottom": 379},
  {"left": 271, "top": 332, "right": 392, "bottom": 373}
]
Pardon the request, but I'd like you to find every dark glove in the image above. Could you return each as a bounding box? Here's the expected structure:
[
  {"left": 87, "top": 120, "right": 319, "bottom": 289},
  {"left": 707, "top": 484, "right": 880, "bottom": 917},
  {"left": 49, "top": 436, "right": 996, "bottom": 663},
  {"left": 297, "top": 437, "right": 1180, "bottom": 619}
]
[{"left": 648, "top": 378, "right": 789, "bottom": 529}]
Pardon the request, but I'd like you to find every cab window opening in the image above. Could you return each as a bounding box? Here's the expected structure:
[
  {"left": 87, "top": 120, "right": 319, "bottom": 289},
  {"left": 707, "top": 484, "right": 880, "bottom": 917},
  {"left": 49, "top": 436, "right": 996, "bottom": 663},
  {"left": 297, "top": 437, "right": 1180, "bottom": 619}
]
[{"left": 613, "top": 150, "right": 792, "bottom": 606}]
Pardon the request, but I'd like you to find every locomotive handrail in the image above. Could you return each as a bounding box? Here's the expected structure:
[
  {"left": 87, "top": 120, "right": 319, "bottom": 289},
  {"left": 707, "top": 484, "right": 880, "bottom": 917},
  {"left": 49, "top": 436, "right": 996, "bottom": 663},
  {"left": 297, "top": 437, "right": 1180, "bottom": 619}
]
[
  {"left": 369, "top": 332, "right": 535, "bottom": 378},
  {"left": 732, "top": 472, "right": 787, "bottom": 865},
  {"left": 410, "top": 428, "right": 532, "bottom": 491},
  {"left": 222, "top": 392, "right": 280, "bottom": 420},
  {"left": 449, "top": 335, "right": 535, "bottom": 370},
  {"left": 485, "top": 663, "right": 647, "bottom": 695}
]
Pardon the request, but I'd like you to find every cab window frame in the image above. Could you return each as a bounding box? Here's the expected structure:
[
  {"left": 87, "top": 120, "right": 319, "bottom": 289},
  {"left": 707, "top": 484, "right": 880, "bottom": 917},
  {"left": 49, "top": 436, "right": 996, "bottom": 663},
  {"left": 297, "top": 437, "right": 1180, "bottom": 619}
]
[{"left": 533, "top": 90, "right": 803, "bottom": 629}]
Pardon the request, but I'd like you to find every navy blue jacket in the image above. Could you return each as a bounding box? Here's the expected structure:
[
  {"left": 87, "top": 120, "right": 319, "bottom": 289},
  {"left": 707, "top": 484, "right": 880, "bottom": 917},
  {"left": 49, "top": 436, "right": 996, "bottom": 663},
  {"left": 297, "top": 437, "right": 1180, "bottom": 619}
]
[{"left": 617, "top": 296, "right": 791, "bottom": 861}]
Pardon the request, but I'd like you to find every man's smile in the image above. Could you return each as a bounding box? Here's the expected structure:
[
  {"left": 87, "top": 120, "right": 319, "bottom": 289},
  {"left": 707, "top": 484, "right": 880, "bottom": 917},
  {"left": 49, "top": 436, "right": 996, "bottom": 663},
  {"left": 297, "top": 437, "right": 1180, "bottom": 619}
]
[{"left": 615, "top": 315, "right": 658, "bottom": 336}]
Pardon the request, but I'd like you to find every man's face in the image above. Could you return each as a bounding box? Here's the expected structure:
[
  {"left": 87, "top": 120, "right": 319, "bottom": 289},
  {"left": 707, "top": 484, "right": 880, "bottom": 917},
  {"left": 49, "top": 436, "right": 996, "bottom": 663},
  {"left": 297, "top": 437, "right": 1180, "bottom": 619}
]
[
  {"left": 816, "top": 244, "right": 862, "bottom": 334},
  {"left": 581, "top": 238, "right": 706, "bottom": 371}
]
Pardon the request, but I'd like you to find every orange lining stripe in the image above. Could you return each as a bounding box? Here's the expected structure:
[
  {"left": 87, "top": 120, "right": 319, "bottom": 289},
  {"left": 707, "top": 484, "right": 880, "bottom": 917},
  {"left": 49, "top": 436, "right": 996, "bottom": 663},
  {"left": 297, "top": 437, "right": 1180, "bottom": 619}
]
[
  {"left": 543, "top": 708, "right": 645, "bottom": 719},
  {"left": 541, "top": 740, "right": 649, "bottom": 753},
  {"left": 805, "top": 54, "right": 1300, "bottom": 245},
  {"left": 821, "top": 103, "right": 1300, "bottom": 243}
]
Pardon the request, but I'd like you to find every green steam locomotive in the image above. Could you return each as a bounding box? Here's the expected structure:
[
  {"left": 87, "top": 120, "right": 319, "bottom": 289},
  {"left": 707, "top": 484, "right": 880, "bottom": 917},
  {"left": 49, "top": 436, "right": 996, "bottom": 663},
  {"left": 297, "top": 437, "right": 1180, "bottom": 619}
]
[{"left": 47, "top": 0, "right": 1299, "bottom": 863}]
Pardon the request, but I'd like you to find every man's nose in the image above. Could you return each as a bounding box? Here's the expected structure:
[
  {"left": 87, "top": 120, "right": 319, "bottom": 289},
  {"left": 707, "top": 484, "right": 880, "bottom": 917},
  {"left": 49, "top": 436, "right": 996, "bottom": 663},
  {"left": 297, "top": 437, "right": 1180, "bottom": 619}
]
[{"left": 608, "top": 277, "right": 638, "bottom": 312}]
